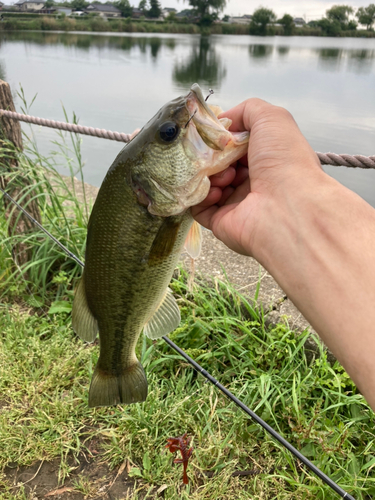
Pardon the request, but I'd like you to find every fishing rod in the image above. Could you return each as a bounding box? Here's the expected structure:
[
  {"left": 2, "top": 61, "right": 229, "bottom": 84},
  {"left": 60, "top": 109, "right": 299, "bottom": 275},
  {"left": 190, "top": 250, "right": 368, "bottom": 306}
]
[{"left": 0, "top": 186, "right": 356, "bottom": 500}]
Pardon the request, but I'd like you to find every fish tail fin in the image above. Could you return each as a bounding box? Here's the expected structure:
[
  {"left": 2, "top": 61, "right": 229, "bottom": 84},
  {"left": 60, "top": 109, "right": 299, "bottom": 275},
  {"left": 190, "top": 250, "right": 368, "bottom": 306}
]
[{"left": 88, "top": 362, "right": 148, "bottom": 407}]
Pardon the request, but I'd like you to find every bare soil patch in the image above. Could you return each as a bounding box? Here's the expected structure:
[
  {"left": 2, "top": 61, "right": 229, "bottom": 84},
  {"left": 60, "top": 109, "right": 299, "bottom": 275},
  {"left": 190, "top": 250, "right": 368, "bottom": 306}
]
[{"left": 3, "top": 440, "right": 137, "bottom": 500}]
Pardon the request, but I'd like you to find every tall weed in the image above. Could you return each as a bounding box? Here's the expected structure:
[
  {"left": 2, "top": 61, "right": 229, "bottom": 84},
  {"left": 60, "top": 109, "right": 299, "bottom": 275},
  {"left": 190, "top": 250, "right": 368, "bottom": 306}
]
[{"left": 0, "top": 90, "right": 89, "bottom": 306}]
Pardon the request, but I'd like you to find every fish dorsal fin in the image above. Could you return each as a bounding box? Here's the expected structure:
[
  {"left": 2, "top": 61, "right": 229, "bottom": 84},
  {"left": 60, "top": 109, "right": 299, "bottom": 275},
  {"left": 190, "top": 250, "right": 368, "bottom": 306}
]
[
  {"left": 143, "top": 288, "right": 180, "bottom": 340},
  {"left": 184, "top": 220, "right": 202, "bottom": 259},
  {"left": 72, "top": 275, "right": 98, "bottom": 343}
]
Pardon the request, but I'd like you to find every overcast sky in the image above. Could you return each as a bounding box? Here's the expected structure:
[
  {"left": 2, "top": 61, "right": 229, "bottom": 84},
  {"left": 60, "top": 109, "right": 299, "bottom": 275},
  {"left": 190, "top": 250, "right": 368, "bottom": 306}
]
[{"left": 3, "top": 0, "right": 371, "bottom": 21}]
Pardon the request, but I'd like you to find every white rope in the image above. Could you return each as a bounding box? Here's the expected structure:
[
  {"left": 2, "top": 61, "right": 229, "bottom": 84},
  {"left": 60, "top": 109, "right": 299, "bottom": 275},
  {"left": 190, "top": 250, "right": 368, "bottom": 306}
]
[{"left": 1, "top": 108, "right": 374, "bottom": 169}]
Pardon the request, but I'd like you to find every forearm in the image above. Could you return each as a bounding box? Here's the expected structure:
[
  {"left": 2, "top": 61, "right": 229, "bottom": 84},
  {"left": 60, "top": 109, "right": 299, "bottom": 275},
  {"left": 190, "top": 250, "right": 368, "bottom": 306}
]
[{"left": 253, "top": 170, "right": 375, "bottom": 408}]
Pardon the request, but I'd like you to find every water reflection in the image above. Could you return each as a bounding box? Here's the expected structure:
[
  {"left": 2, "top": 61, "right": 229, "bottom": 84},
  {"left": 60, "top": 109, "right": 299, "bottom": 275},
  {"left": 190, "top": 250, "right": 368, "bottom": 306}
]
[
  {"left": 319, "top": 48, "right": 342, "bottom": 59},
  {"left": 349, "top": 49, "right": 375, "bottom": 61},
  {"left": 347, "top": 49, "right": 375, "bottom": 73},
  {"left": 248, "top": 44, "right": 274, "bottom": 59},
  {"left": 149, "top": 37, "right": 162, "bottom": 59},
  {"left": 3, "top": 32, "right": 375, "bottom": 75},
  {"left": 317, "top": 48, "right": 343, "bottom": 71},
  {"left": 277, "top": 46, "right": 290, "bottom": 56},
  {"left": 173, "top": 37, "right": 226, "bottom": 87},
  {"left": 165, "top": 39, "right": 176, "bottom": 51},
  {"left": 316, "top": 47, "right": 375, "bottom": 72},
  {"left": 0, "top": 31, "right": 172, "bottom": 60},
  {"left": 0, "top": 59, "right": 6, "bottom": 81}
]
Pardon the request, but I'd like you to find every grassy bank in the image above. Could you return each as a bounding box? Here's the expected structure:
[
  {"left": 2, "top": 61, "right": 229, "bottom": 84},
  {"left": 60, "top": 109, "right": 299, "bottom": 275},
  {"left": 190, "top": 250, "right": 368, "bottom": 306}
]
[
  {"left": 0, "top": 120, "right": 375, "bottom": 499},
  {"left": 0, "top": 16, "right": 375, "bottom": 36}
]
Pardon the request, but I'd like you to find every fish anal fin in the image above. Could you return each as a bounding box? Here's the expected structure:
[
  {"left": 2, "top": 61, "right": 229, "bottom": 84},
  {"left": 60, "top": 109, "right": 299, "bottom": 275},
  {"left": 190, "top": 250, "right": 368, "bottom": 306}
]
[
  {"left": 148, "top": 218, "right": 181, "bottom": 266},
  {"left": 72, "top": 275, "right": 98, "bottom": 342},
  {"left": 89, "top": 362, "right": 147, "bottom": 407},
  {"left": 184, "top": 220, "right": 202, "bottom": 259},
  {"left": 144, "top": 288, "right": 180, "bottom": 340}
]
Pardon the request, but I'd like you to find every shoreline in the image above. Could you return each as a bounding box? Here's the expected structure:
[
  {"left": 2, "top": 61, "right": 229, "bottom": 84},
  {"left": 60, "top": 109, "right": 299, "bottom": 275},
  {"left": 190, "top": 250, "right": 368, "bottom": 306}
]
[{"left": 1, "top": 20, "right": 374, "bottom": 38}]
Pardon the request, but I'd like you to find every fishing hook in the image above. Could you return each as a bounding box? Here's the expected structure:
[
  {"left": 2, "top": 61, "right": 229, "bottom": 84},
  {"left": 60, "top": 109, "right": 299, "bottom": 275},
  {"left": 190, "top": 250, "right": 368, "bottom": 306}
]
[
  {"left": 184, "top": 109, "right": 197, "bottom": 128},
  {"left": 205, "top": 89, "right": 214, "bottom": 101}
]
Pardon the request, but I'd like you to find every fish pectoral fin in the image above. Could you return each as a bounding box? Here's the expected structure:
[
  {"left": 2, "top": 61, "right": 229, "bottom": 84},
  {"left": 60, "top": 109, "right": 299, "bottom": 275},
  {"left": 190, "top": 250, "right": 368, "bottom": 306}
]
[
  {"left": 148, "top": 217, "right": 181, "bottom": 265},
  {"left": 143, "top": 288, "right": 181, "bottom": 340},
  {"left": 72, "top": 275, "right": 98, "bottom": 343},
  {"left": 184, "top": 220, "right": 202, "bottom": 259}
]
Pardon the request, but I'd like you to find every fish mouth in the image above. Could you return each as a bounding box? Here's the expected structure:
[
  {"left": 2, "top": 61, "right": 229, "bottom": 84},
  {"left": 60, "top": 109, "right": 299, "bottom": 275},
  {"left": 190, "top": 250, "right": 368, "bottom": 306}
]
[
  {"left": 136, "top": 84, "right": 249, "bottom": 218},
  {"left": 146, "top": 83, "right": 249, "bottom": 217},
  {"left": 185, "top": 83, "right": 233, "bottom": 153}
]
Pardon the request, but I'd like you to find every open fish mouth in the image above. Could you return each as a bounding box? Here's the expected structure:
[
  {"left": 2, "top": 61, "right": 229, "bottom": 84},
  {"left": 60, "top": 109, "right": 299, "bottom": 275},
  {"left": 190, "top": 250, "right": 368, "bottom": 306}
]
[
  {"left": 130, "top": 83, "right": 249, "bottom": 218},
  {"left": 154, "top": 83, "right": 249, "bottom": 215},
  {"left": 185, "top": 83, "right": 248, "bottom": 159}
]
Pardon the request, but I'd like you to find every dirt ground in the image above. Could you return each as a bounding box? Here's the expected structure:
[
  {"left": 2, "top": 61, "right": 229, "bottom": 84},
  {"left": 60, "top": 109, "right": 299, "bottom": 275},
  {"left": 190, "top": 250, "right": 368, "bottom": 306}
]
[{"left": 4, "top": 439, "right": 138, "bottom": 500}]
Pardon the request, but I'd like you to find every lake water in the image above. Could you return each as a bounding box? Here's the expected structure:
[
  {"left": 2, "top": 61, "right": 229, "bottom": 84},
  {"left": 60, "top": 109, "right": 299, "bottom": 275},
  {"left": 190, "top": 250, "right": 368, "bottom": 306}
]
[{"left": 1, "top": 31, "right": 375, "bottom": 205}]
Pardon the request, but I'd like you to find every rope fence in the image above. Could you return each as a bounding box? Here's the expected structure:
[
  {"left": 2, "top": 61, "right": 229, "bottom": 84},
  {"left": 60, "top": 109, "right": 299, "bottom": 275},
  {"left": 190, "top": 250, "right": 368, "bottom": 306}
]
[
  {"left": 0, "top": 109, "right": 133, "bottom": 143},
  {"left": 1, "top": 108, "right": 374, "bottom": 170}
]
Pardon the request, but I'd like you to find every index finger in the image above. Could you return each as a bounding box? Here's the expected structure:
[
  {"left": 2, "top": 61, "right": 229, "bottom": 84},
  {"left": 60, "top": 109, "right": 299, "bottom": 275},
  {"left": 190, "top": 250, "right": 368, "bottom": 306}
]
[{"left": 219, "top": 98, "right": 273, "bottom": 132}]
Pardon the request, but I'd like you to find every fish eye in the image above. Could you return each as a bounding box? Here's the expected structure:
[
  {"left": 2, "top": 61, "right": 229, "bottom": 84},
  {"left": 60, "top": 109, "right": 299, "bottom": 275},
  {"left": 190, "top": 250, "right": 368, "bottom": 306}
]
[{"left": 159, "top": 121, "right": 179, "bottom": 143}]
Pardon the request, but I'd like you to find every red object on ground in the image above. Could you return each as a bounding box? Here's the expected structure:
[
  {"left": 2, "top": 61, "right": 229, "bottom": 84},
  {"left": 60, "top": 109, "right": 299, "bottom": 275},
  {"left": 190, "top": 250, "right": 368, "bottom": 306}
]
[{"left": 166, "top": 433, "right": 194, "bottom": 484}]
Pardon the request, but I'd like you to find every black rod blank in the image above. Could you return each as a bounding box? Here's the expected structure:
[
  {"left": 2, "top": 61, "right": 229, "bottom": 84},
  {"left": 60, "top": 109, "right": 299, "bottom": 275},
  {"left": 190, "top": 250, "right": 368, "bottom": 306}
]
[{"left": 162, "top": 335, "right": 355, "bottom": 500}]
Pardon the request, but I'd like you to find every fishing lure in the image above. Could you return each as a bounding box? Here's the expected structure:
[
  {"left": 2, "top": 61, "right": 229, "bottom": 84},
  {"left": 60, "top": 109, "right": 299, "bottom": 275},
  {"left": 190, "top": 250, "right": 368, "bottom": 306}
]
[{"left": 166, "top": 433, "right": 193, "bottom": 484}]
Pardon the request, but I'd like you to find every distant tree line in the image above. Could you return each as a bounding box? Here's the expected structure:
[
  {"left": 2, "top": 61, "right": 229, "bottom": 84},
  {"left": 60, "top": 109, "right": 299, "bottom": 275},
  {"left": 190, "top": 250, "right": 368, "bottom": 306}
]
[
  {"left": 248, "top": 4, "right": 375, "bottom": 36},
  {"left": 20, "top": 0, "right": 375, "bottom": 35}
]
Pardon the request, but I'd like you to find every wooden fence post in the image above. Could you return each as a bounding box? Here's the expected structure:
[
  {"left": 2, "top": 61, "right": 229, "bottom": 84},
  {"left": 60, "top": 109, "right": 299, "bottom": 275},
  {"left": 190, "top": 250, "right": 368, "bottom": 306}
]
[{"left": 0, "top": 79, "right": 41, "bottom": 269}]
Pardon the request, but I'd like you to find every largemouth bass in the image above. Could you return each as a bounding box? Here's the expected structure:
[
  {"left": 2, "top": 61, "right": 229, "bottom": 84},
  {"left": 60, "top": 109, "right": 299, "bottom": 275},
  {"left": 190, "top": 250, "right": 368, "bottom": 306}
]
[{"left": 72, "top": 84, "right": 249, "bottom": 407}]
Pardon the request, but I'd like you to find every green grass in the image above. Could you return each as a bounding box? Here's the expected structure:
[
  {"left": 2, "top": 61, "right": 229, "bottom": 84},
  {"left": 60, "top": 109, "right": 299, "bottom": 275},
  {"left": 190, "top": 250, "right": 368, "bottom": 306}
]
[
  {"left": 0, "top": 273, "right": 374, "bottom": 498},
  {"left": 0, "top": 91, "right": 88, "bottom": 306},
  {"left": 0, "top": 100, "right": 375, "bottom": 499}
]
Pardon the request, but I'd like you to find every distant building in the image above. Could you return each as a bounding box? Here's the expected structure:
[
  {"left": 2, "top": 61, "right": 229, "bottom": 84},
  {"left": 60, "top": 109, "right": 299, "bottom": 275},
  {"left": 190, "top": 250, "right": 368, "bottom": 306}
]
[
  {"left": 293, "top": 17, "right": 306, "bottom": 27},
  {"left": 85, "top": 3, "right": 121, "bottom": 18},
  {"left": 14, "top": 0, "right": 45, "bottom": 11},
  {"left": 131, "top": 7, "right": 142, "bottom": 18},
  {"left": 56, "top": 7, "right": 72, "bottom": 16},
  {"left": 176, "top": 9, "right": 196, "bottom": 20},
  {"left": 229, "top": 14, "right": 252, "bottom": 24},
  {"left": 0, "top": 2, "right": 4, "bottom": 11},
  {"left": 162, "top": 7, "right": 176, "bottom": 18},
  {"left": 40, "top": 6, "right": 56, "bottom": 14},
  {"left": 70, "top": 10, "right": 86, "bottom": 16}
]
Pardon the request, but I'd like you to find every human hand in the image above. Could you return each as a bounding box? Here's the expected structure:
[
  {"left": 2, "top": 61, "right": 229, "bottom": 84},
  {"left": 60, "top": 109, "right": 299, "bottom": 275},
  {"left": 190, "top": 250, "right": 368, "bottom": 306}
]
[
  {"left": 191, "top": 99, "right": 324, "bottom": 258},
  {"left": 193, "top": 99, "right": 375, "bottom": 412}
]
